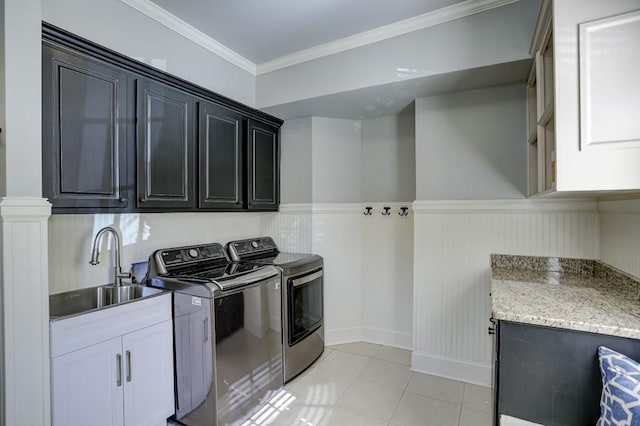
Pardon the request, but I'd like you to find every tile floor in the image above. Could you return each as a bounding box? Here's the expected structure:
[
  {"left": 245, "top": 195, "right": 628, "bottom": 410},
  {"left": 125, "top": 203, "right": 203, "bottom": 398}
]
[{"left": 244, "top": 342, "right": 492, "bottom": 426}]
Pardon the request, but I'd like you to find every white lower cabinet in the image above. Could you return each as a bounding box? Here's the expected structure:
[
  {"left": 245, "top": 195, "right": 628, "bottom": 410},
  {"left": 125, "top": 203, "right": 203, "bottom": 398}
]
[
  {"left": 123, "top": 321, "right": 174, "bottom": 426},
  {"left": 50, "top": 293, "right": 174, "bottom": 426},
  {"left": 52, "top": 337, "right": 124, "bottom": 426}
]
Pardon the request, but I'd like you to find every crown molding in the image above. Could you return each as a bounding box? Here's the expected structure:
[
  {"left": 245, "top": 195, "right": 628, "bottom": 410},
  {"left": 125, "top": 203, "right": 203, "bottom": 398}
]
[
  {"left": 120, "top": 0, "right": 257, "bottom": 75},
  {"left": 121, "top": 0, "right": 519, "bottom": 78},
  {"left": 257, "top": 0, "right": 521, "bottom": 75}
]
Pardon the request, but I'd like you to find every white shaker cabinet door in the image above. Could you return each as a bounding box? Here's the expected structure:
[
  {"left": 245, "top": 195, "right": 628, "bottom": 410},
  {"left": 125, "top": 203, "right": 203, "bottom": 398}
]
[
  {"left": 555, "top": 0, "right": 640, "bottom": 191},
  {"left": 51, "top": 337, "right": 124, "bottom": 426},
  {"left": 122, "top": 320, "right": 175, "bottom": 426}
]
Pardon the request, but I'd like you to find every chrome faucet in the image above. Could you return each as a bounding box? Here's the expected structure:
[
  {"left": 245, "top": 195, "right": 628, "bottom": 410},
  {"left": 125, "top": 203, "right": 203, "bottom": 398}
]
[{"left": 89, "top": 226, "right": 131, "bottom": 286}]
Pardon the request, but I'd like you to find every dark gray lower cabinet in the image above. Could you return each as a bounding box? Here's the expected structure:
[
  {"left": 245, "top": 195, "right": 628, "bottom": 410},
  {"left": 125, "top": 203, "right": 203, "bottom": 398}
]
[
  {"left": 136, "top": 79, "right": 195, "bottom": 209},
  {"left": 495, "top": 321, "right": 640, "bottom": 425},
  {"left": 247, "top": 119, "right": 279, "bottom": 210},
  {"left": 42, "top": 43, "right": 129, "bottom": 209},
  {"left": 198, "top": 101, "right": 243, "bottom": 210}
]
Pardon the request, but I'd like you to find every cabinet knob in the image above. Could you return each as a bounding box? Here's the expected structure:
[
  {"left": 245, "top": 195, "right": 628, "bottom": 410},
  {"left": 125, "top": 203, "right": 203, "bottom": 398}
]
[
  {"left": 139, "top": 198, "right": 145, "bottom": 203},
  {"left": 119, "top": 197, "right": 128, "bottom": 204},
  {"left": 488, "top": 326, "right": 495, "bottom": 335}
]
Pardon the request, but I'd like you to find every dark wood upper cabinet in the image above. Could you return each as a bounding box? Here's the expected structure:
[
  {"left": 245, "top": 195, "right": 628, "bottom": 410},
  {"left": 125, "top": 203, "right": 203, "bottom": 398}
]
[
  {"left": 42, "top": 23, "right": 282, "bottom": 214},
  {"left": 42, "top": 43, "right": 129, "bottom": 209},
  {"left": 198, "top": 101, "right": 244, "bottom": 210},
  {"left": 136, "top": 78, "right": 195, "bottom": 209},
  {"left": 247, "top": 119, "right": 279, "bottom": 210}
]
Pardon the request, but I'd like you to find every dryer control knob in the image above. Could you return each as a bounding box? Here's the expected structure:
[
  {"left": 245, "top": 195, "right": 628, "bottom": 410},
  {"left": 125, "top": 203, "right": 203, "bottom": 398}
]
[
  {"left": 188, "top": 249, "right": 198, "bottom": 259},
  {"left": 251, "top": 241, "right": 259, "bottom": 249}
]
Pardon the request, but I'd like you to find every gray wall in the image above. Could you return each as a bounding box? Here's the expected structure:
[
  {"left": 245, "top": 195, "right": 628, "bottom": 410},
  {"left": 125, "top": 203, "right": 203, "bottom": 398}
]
[
  {"left": 0, "top": 1, "right": 5, "bottom": 196},
  {"left": 0, "top": 0, "right": 42, "bottom": 197},
  {"left": 280, "top": 117, "right": 313, "bottom": 204},
  {"left": 361, "top": 104, "right": 416, "bottom": 202},
  {"left": 256, "top": 0, "right": 540, "bottom": 109},
  {"left": 43, "top": 0, "right": 256, "bottom": 106},
  {"left": 415, "top": 84, "right": 527, "bottom": 200},
  {"left": 312, "top": 117, "right": 362, "bottom": 203}
]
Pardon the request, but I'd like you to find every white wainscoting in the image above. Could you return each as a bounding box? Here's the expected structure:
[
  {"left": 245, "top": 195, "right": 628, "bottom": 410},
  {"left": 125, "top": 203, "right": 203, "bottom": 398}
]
[
  {"left": 0, "top": 197, "right": 52, "bottom": 426},
  {"left": 49, "top": 200, "right": 605, "bottom": 388},
  {"left": 361, "top": 203, "right": 413, "bottom": 349},
  {"left": 412, "top": 199, "right": 600, "bottom": 387},
  {"left": 269, "top": 203, "right": 414, "bottom": 349},
  {"left": 267, "top": 204, "right": 313, "bottom": 253},
  {"left": 599, "top": 199, "right": 640, "bottom": 279}
]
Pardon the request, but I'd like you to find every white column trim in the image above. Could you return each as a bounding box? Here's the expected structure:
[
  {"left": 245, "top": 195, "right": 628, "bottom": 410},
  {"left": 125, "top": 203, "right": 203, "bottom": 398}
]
[
  {"left": 0, "top": 197, "right": 51, "bottom": 426},
  {"left": 0, "top": 197, "right": 52, "bottom": 218}
]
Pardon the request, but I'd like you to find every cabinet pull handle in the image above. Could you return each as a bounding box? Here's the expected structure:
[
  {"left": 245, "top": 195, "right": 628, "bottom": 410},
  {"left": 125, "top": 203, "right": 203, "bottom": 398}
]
[
  {"left": 116, "top": 354, "right": 122, "bottom": 387},
  {"left": 204, "top": 318, "right": 209, "bottom": 343},
  {"left": 126, "top": 350, "right": 132, "bottom": 382}
]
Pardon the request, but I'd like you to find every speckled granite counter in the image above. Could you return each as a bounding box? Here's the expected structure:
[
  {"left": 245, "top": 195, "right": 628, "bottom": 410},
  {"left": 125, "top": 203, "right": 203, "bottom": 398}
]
[{"left": 491, "top": 255, "right": 640, "bottom": 339}]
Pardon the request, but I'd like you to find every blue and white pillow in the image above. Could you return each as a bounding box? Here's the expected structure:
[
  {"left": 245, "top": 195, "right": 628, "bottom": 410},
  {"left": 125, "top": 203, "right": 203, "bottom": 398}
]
[{"left": 598, "top": 346, "right": 640, "bottom": 426}]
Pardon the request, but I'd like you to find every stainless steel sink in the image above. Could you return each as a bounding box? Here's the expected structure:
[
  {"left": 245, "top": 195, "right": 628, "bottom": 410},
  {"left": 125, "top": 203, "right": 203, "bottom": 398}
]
[{"left": 50, "top": 284, "right": 164, "bottom": 319}]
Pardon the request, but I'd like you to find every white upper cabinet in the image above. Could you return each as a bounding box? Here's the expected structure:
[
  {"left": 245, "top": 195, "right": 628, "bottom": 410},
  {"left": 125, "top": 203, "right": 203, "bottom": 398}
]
[{"left": 528, "top": 0, "right": 640, "bottom": 195}]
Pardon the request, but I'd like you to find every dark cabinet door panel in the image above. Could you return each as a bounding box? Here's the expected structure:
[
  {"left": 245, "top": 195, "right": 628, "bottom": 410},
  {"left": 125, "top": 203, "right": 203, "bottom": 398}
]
[
  {"left": 198, "top": 101, "right": 243, "bottom": 209},
  {"left": 497, "top": 321, "right": 640, "bottom": 425},
  {"left": 137, "top": 79, "right": 195, "bottom": 209},
  {"left": 42, "top": 44, "right": 128, "bottom": 208},
  {"left": 247, "top": 119, "right": 279, "bottom": 210}
]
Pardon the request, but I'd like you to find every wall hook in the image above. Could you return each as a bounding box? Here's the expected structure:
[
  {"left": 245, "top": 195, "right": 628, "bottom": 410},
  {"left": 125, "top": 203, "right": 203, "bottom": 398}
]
[
  {"left": 399, "top": 207, "right": 409, "bottom": 217},
  {"left": 382, "top": 207, "right": 391, "bottom": 216},
  {"left": 363, "top": 207, "right": 373, "bottom": 216}
]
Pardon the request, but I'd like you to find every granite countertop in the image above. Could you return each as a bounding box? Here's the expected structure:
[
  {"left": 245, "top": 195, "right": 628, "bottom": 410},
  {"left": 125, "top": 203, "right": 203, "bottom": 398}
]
[{"left": 491, "top": 255, "right": 640, "bottom": 339}]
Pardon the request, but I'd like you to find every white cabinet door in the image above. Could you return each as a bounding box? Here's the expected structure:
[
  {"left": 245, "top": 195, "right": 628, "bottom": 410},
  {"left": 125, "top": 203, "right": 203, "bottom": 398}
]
[
  {"left": 122, "top": 320, "right": 175, "bottom": 426},
  {"left": 51, "top": 337, "right": 124, "bottom": 426},
  {"left": 555, "top": 0, "right": 640, "bottom": 191}
]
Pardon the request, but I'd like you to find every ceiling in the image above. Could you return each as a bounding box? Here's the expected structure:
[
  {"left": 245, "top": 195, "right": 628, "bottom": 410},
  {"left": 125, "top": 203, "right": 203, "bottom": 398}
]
[{"left": 148, "top": 0, "right": 465, "bottom": 64}]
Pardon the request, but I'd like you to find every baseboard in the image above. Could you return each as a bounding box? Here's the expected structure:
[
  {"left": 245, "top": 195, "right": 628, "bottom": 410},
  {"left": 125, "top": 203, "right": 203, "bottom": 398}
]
[
  {"left": 324, "top": 327, "right": 363, "bottom": 346},
  {"left": 325, "top": 326, "right": 413, "bottom": 350},
  {"left": 361, "top": 327, "right": 413, "bottom": 350},
  {"left": 411, "top": 351, "right": 492, "bottom": 387}
]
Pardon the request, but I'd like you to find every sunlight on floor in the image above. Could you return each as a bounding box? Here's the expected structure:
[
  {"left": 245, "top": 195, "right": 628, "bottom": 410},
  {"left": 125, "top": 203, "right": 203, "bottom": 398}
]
[{"left": 242, "top": 389, "right": 297, "bottom": 426}]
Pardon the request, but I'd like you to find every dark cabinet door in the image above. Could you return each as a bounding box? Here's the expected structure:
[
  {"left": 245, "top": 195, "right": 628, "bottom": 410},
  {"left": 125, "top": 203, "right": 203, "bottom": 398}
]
[
  {"left": 136, "top": 79, "right": 195, "bottom": 209},
  {"left": 498, "top": 321, "right": 640, "bottom": 425},
  {"left": 247, "top": 119, "right": 279, "bottom": 210},
  {"left": 42, "top": 44, "right": 129, "bottom": 209},
  {"left": 198, "top": 101, "right": 243, "bottom": 210}
]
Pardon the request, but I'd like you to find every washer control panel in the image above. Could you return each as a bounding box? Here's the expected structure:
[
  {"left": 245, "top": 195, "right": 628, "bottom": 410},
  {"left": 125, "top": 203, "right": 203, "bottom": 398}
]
[
  {"left": 227, "top": 237, "right": 277, "bottom": 261},
  {"left": 159, "top": 243, "right": 227, "bottom": 269}
]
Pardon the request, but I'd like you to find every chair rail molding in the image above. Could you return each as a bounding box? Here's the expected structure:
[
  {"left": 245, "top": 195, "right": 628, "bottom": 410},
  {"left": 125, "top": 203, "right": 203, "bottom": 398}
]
[{"left": 413, "top": 198, "right": 598, "bottom": 213}]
